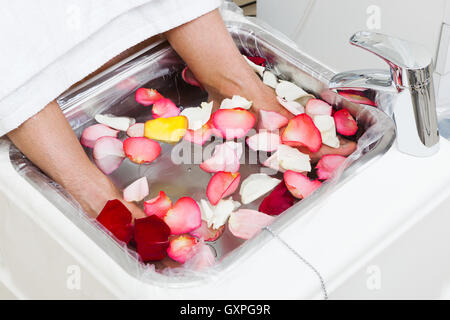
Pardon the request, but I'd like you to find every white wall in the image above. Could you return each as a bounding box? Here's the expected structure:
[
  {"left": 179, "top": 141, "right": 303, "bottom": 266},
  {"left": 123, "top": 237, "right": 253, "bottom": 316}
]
[{"left": 258, "top": 0, "right": 447, "bottom": 72}]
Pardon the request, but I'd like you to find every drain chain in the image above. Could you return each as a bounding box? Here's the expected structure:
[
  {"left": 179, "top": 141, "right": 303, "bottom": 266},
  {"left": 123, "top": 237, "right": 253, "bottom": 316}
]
[{"left": 263, "top": 226, "right": 328, "bottom": 300}]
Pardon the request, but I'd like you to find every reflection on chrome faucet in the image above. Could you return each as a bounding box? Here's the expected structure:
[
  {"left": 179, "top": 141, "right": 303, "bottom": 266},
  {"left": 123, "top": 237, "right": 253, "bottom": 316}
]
[{"left": 329, "top": 31, "right": 439, "bottom": 157}]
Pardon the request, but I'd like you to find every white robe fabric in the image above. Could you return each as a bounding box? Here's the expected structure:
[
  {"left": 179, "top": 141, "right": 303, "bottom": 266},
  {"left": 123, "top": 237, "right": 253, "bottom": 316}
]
[{"left": 0, "top": 0, "right": 221, "bottom": 136}]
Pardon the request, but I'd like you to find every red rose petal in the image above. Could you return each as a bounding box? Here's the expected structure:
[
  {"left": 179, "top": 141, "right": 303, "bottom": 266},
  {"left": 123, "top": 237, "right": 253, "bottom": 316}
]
[
  {"left": 316, "top": 154, "right": 347, "bottom": 180},
  {"left": 135, "top": 88, "right": 164, "bottom": 106},
  {"left": 134, "top": 215, "right": 171, "bottom": 262},
  {"left": 96, "top": 199, "right": 133, "bottom": 244},
  {"left": 144, "top": 191, "right": 172, "bottom": 218},
  {"left": 245, "top": 55, "right": 266, "bottom": 67},
  {"left": 284, "top": 170, "right": 322, "bottom": 199},
  {"left": 206, "top": 172, "right": 241, "bottom": 205},
  {"left": 259, "top": 182, "right": 296, "bottom": 216},
  {"left": 123, "top": 137, "right": 161, "bottom": 164},
  {"left": 212, "top": 108, "right": 256, "bottom": 140},
  {"left": 163, "top": 197, "right": 202, "bottom": 235},
  {"left": 333, "top": 109, "right": 358, "bottom": 136},
  {"left": 281, "top": 113, "right": 322, "bottom": 152}
]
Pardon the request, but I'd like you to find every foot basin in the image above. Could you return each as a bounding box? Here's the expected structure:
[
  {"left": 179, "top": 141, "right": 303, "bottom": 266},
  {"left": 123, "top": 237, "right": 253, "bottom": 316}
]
[{"left": 1, "top": 18, "right": 401, "bottom": 298}]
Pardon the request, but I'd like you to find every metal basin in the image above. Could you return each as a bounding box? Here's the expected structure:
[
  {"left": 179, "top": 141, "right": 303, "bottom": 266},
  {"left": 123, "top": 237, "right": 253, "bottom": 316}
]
[{"left": 8, "top": 20, "right": 396, "bottom": 286}]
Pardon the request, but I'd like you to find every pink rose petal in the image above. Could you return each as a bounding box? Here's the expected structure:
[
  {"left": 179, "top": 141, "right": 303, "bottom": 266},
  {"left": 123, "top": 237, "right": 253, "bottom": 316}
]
[
  {"left": 123, "top": 177, "right": 149, "bottom": 202},
  {"left": 228, "top": 209, "right": 275, "bottom": 240},
  {"left": 81, "top": 124, "right": 119, "bottom": 148},
  {"left": 93, "top": 136, "right": 125, "bottom": 174}
]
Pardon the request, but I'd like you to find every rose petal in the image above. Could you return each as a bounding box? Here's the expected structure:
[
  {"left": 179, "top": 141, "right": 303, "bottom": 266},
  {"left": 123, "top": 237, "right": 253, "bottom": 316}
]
[
  {"left": 93, "top": 137, "right": 125, "bottom": 174},
  {"left": 134, "top": 215, "right": 171, "bottom": 261},
  {"left": 97, "top": 199, "right": 133, "bottom": 244},
  {"left": 81, "top": 124, "right": 119, "bottom": 148},
  {"left": 123, "top": 137, "right": 161, "bottom": 164},
  {"left": 276, "top": 96, "right": 305, "bottom": 115},
  {"left": 284, "top": 170, "right": 322, "bottom": 199},
  {"left": 316, "top": 154, "right": 347, "bottom": 180},
  {"left": 263, "top": 144, "right": 311, "bottom": 173},
  {"left": 246, "top": 131, "right": 280, "bottom": 152},
  {"left": 94, "top": 114, "right": 135, "bottom": 131},
  {"left": 167, "top": 235, "right": 198, "bottom": 264},
  {"left": 313, "top": 115, "right": 340, "bottom": 148},
  {"left": 305, "top": 99, "right": 333, "bottom": 117},
  {"left": 200, "top": 142, "right": 241, "bottom": 173},
  {"left": 338, "top": 89, "right": 376, "bottom": 106},
  {"left": 180, "top": 101, "right": 213, "bottom": 130},
  {"left": 199, "top": 198, "right": 241, "bottom": 230},
  {"left": 123, "top": 177, "right": 149, "bottom": 202},
  {"left": 183, "top": 123, "right": 213, "bottom": 145},
  {"left": 212, "top": 108, "right": 256, "bottom": 140},
  {"left": 190, "top": 220, "right": 225, "bottom": 242},
  {"left": 281, "top": 114, "right": 322, "bottom": 152},
  {"left": 220, "top": 95, "right": 252, "bottom": 110},
  {"left": 259, "top": 182, "right": 296, "bottom": 216},
  {"left": 163, "top": 197, "right": 202, "bottom": 235},
  {"left": 144, "top": 116, "right": 188, "bottom": 143},
  {"left": 135, "top": 88, "right": 164, "bottom": 106},
  {"left": 126, "top": 123, "right": 145, "bottom": 137},
  {"left": 239, "top": 173, "right": 281, "bottom": 204},
  {"left": 245, "top": 55, "right": 266, "bottom": 66},
  {"left": 243, "top": 55, "right": 265, "bottom": 76},
  {"left": 333, "top": 109, "right": 358, "bottom": 136},
  {"left": 144, "top": 191, "right": 172, "bottom": 218},
  {"left": 228, "top": 209, "right": 275, "bottom": 240},
  {"left": 263, "top": 71, "right": 278, "bottom": 89},
  {"left": 275, "top": 80, "right": 311, "bottom": 101},
  {"left": 184, "top": 242, "right": 216, "bottom": 270},
  {"left": 152, "top": 98, "right": 180, "bottom": 119},
  {"left": 182, "top": 66, "right": 202, "bottom": 88},
  {"left": 206, "top": 172, "right": 240, "bottom": 205},
  {"left": 258, "top": 110, "right": 288, "bottom": 131}
]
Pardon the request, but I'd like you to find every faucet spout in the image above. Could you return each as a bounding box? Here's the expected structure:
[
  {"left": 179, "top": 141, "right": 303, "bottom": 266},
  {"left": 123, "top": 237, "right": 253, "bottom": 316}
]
[{"left": 329, "top": 32, "right": 439, "bottom": 157}]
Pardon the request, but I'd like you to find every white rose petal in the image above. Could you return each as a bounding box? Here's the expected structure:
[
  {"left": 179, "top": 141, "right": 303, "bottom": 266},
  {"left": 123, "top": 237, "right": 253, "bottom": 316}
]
[
  {"left": 313, "top": 115, "right": 340, "bottom": 148},
  {"left": 220, "top": 95, "right": 253, "bottom": 110},
  {"left": 199, "top": 198, "right": 241, "bottom": 229},
  {"left": 95, "top": 114, "right": 136, "bottom": 131},
  {"left": 264, "top": 144, "right": 311, "bottom": 173},
  {"left": 263, "top": 71, "right": 278, "bottom": 89},
  {"left": 180, "top": 101, "right": 213, "bottom": 130},
  {"left": 275, "top": 80, "right": 310, "bottom": 102},
  {"left": 239, "top": 173, "right": 281, "bottom": 205}
]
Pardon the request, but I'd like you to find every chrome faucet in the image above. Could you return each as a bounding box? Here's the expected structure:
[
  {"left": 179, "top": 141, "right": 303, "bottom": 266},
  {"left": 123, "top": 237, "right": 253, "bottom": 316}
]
[{"left": 329, "top": 31, "right": 439, "bottom": 157}]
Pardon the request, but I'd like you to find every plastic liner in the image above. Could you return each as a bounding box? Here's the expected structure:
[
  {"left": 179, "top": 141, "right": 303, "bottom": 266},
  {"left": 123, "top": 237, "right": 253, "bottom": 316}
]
[{"left": 7, "top": 2, "right": 395, "bottom": 287}]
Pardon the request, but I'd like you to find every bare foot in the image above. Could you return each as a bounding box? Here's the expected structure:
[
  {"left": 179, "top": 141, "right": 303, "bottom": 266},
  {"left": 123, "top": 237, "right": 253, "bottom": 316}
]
[{"left": 63, "top": 167, "right": 146, "bottom": 220}]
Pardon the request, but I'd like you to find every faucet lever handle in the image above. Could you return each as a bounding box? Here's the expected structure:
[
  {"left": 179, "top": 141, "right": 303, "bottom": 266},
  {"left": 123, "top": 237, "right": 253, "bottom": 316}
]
[{"left": 350, "top": 31, "right": 433, "bottom": 90}]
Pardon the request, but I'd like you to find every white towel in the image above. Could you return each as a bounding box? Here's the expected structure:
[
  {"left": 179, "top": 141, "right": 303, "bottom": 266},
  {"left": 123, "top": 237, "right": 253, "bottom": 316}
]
[{"left": 0, "top": 0, "right": 221, "bottom": 136}]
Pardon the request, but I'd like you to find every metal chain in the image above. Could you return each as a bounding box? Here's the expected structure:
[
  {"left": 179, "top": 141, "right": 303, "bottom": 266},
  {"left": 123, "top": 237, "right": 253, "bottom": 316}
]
[{"left": 263, "top": 226, "right": 328, "bottom": 300}]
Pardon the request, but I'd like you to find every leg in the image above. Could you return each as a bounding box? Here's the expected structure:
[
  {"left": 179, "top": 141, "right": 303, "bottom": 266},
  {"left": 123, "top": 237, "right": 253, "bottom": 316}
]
[
  {"left": 165, "top": 9, "right": 292, "bottom": 118},
  {"left": 7, "top": 101, "right": 145, "bottom": 219}
]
